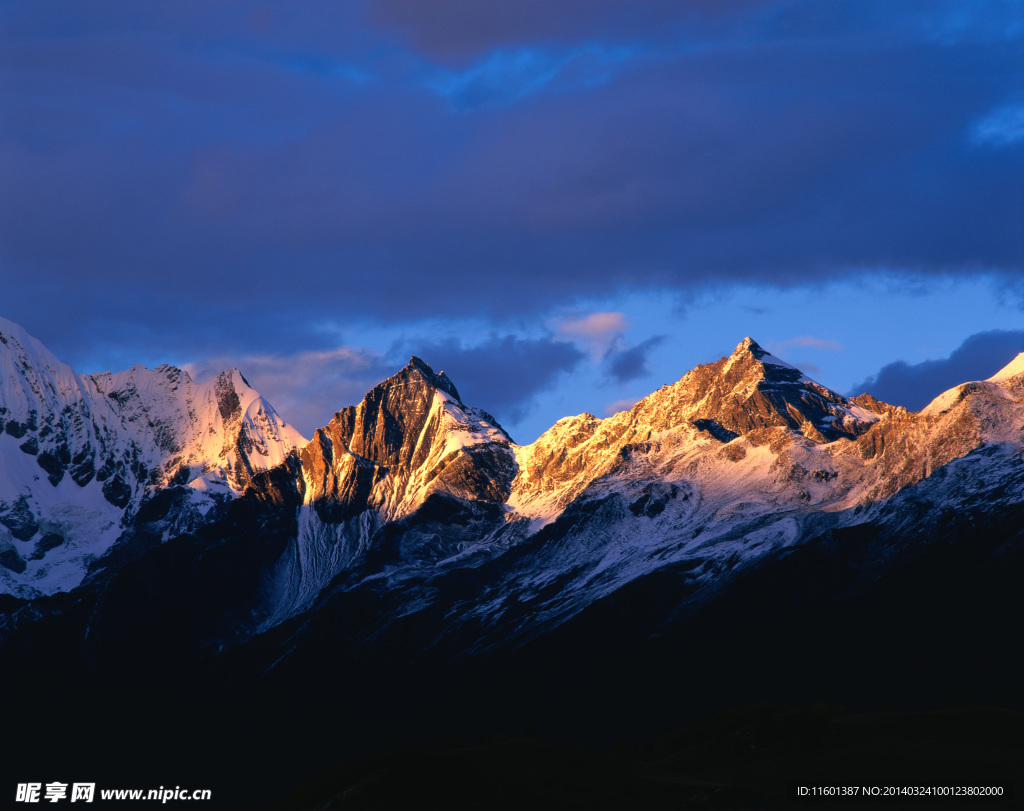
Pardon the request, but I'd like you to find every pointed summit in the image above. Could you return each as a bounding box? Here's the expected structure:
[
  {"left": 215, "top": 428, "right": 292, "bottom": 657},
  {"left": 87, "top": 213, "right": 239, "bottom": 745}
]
[
  {"left": 721, "top": 337, "right": 803, "bottom": 387},
  {"left": 738, "top": 336, "right": 767, "bottom": 355},
  {"left": 406, "top": 356, "right": 461, "bottom": 401},
  {"left": 736, "top": 337, "right": 796, "bottom": 368},
  {"left": 323, "top": 357, "right": 509, "bottom": 470},
  {"left": 633, "top": 337, "right": 878, "bottom": 443},
  {"left": 303, "top": 357, "right": 514, "bottom": 522}
]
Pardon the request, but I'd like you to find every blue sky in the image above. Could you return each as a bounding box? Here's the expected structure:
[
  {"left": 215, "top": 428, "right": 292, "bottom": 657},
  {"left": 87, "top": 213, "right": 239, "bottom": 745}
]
[{"left": 2, "top": 1, "right": 1022, "bottom": 442}]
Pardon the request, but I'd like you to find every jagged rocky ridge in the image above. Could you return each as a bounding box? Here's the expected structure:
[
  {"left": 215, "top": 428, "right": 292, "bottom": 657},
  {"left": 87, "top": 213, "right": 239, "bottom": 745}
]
[
  {"left": 3, "top": 319, "right": 1023, "bottom": 631},
  {"left": 1, "top": 318, "right": 1022, "bottom": 807}
]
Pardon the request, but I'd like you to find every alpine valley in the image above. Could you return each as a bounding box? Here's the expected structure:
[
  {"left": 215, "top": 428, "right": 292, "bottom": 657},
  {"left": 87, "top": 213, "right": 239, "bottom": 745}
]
[{"left": 2, "top": 315, "right": 1022, "bottom": 809}]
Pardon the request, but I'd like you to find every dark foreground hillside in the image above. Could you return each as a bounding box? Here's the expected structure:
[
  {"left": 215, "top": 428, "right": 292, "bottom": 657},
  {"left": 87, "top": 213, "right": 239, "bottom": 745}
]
[
  {"left": 5, "top": 496, "right": 1022, "bottom": 810},
  {"left": 262, "top": 705, "right": 1023, "bottom": 811}
]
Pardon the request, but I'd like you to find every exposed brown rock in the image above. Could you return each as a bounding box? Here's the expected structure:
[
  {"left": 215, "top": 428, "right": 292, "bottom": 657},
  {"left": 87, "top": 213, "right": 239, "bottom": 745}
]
[
  {"left": 851, "top": 392, "right": 898, "bottom": 416},
  {"left": 295, "top": 357, "right": 515, "bottom": 522}
]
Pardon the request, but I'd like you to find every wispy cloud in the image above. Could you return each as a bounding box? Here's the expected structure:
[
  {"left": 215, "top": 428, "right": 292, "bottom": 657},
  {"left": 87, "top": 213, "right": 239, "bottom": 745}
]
[
  {"left": 556, "top": 312, "right": 630, "bottom": 358},
  {"left": 792, "top": 360, "right": 823, "bottom": 376},
  {"left": 603, "top": 397, "right": 640, "bottom": 417},
  {"left": 425, "top": 43, "right": 640, "bottom": 109},
  {"left": 913, "top": 0, "right": 1024, "bottom": 46},
  {"left": 971, "top": 104, "right": 1024, "bottom": 148},
  {"left": 769, "top": 336, "right": 844, "bottom": 353}
]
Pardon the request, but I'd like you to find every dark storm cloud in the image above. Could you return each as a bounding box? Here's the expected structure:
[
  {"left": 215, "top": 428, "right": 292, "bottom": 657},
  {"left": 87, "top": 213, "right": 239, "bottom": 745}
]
[
  {"left": 1, "top": 0, "right": 1022, "bottom": 367},
  {"left": 366, "top": 0, "right": 774, "bottom": 62},
  {"left": 404, "top": 336, "right": 586, "bottom": 433},
  {"left": 366, "top": 0, "right": 1024, "bottom": 65},
  {"left": 851, "top": 330, "right": 1024, "bottom": 411},
  {"left": 604, "top": 336, "right": 666, "bottom": 383}
]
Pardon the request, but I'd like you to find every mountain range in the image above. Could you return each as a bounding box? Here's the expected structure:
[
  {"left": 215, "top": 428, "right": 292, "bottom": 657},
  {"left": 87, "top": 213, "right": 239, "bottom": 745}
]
[{"left": 2, "top": 315, "right": 1022, "bottom": 808}]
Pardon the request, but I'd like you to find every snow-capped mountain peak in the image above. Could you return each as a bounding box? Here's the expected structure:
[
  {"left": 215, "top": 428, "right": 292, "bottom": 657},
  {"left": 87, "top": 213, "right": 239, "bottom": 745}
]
[
  {"left": 506, "top": 339, "right": 883, "bottom": 530},
  {"left": 87, "top": 362, "right": 306, "bottom": 493},
  {"left": 406, "top": 355, "right": 462, "bottom": 400},
  {"left": 299, "top": 356, "right": 515, "bottom": 523},
  {"left": 0, "top": 317, "right": 305, "bottom": 596},
  {"left": 627, "top": 337, "right": 879, "bottom": 444}
]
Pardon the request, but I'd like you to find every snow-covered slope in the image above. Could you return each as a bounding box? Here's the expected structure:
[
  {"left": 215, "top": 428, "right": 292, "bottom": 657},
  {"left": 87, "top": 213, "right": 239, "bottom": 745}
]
[
  {"left": 0, "top": 316, "right": 306, "bottom": 596},
  {"left": 988, "top": 352, "right": 1024, "bottom": 383},
  {"left": 88, "top": 364, "right": 306, "bottom": 494},
  {"left": 240, "top": 337, "right": 1023, "bottom": 645},
  {"left": 501, "top": 338, "right": 871, "bottom": 545},
  {"left": 4, "top": 318, "right": 1023, "bottom": 652}
]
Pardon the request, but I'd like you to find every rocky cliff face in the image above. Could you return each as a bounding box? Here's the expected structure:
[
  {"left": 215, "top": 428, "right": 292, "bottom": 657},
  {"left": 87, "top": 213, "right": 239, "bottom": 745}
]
[
  {"left": 300, "top": 357, "right": 515, "bottom": 523},
  {"left": 244, "top": 357, "right": 521, "bottom": 624}
]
